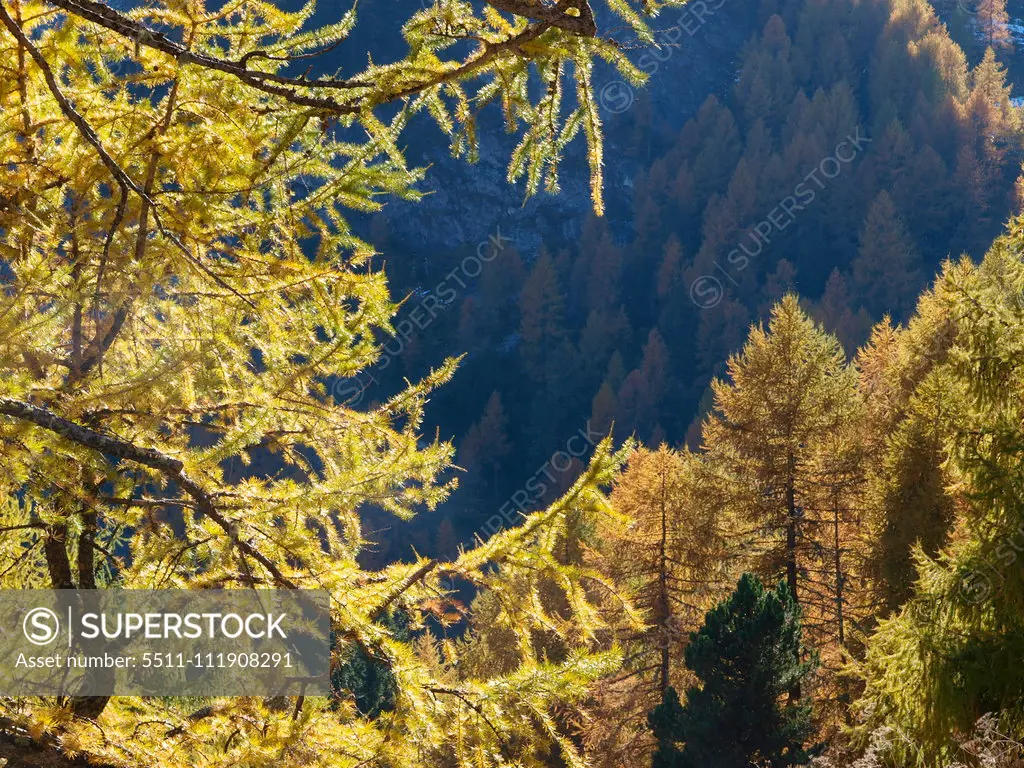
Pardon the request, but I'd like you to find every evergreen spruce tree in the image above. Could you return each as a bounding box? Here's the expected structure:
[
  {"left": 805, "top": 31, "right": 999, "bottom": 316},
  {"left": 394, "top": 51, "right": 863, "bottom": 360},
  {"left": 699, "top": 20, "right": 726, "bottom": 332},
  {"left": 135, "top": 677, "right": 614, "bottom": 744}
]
[
  {"left": 519, "top": 250, "right": 581, "bottom": 457},
  {"left": 477, "top": 246, "right": 526, "bottom": 342},
  {"left": 520, "top": 250, "right": 571, "bottom": 385},
  {"left": 648, "top": 574, "right": 816, "bottom": 768},
  {"left": 332, "top": 610, "right": 411, "bottom": 718},
  {"left": 590, "top": 379, "right": 618, "bottom": 439},
  {"left": 578, "top": 306, "right": 633, "bottom": 391},
  {"left": 461, "top": 391, "right": 513, "bottom": 502}
]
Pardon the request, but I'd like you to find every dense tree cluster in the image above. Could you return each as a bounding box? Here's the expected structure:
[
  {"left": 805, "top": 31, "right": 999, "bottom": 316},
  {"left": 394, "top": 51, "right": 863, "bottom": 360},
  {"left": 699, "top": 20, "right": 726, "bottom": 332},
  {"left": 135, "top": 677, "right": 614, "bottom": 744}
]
[
  {"left": 538, "top": 230, "right": 1024, "bottom": 764},
  {"left": 0, "top": 0, "right": 672, "bottom": 762},
  {"left": 363, "top": 0, "right": 1023, "bottom": 563},
  {"left": 449, "top": 234, "right": 1024, "bottom": 763},
  {"left": 4, "top": 0, "right": 1024, "bottom": 763}
]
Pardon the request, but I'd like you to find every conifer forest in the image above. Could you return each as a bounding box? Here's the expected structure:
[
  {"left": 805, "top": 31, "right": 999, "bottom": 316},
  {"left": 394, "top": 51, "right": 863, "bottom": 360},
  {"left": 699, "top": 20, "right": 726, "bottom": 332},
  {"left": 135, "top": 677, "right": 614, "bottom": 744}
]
[{"left": 3, "top": 0, "right": 1024, "bottom": 763}]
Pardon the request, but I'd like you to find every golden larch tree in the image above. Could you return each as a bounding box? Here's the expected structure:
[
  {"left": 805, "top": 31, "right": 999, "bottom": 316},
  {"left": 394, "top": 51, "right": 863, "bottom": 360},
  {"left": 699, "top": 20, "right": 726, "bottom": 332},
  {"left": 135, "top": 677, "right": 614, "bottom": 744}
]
[{"left": 0, "top": 0, "right": 681, "bottom": 761}]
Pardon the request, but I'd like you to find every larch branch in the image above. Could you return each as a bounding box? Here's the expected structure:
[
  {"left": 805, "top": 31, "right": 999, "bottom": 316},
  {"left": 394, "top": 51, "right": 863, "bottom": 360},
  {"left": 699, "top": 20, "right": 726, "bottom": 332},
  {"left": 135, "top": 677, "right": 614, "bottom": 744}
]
[{"left": 0, "top": 397, "right": 296, "bottom": 589}]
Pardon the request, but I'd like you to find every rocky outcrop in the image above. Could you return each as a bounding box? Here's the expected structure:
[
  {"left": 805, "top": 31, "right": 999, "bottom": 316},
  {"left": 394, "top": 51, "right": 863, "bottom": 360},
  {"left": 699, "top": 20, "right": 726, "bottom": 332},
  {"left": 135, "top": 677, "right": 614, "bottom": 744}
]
[{"left": 377, "top": 2, "right": 757, "bottom": 255}]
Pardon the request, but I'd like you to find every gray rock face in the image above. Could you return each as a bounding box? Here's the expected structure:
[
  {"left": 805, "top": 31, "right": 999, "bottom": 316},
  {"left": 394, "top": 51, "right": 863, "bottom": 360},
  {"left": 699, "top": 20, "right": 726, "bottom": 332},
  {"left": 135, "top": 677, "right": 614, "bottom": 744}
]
[{"left": 381, "top": 5, "right": 755, "bottom": 256}]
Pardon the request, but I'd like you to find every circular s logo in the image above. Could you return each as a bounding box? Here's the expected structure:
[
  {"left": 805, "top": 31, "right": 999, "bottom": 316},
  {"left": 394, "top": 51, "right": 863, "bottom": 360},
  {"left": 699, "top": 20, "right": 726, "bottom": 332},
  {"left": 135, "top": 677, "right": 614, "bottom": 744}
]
[
  {"left": 23, "top": 607, "right": 60, "bottom": 646},
  {"left": 690, "top": 275, "right": 724, "bottom": 309},
  {"left": 599, "top": 81, "right": 634, "bottom": 114},
  {"left": 957, "top": 569, "right": 993, "bottom": 605},
  {"left": 332, "top": 376, "right": 368, "bottom": 407}
]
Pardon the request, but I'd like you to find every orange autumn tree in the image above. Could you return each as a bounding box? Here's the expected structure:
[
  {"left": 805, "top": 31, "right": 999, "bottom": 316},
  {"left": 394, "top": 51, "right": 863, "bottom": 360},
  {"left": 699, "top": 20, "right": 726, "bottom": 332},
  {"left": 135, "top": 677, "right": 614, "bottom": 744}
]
[
  {"left": 578, "top": 445, "right": 730, "bottom": 767},
  {"left": 699, "top": 297, "right": 872, "bottom": 724}
]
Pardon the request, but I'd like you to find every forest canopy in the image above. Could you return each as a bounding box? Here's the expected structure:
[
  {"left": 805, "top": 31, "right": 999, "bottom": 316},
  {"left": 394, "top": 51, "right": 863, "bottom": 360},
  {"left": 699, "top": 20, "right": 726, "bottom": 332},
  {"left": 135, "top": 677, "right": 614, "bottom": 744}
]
[
  {"left": 0, "top": 0, "right": 672, "bottom": 762},
  {"left": 3, "top": 0, "right": 1024, "bottom": 765}
]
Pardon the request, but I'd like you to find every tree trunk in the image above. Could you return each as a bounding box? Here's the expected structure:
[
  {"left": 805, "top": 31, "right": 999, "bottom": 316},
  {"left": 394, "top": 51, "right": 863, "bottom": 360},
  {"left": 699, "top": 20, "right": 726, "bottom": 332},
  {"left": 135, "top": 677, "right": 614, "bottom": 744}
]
[
  {"left": 658, "top": 463, "right": 670, "bottom": 695},
  {"left": 44, "top": 523, "right": 111, "bottom": 719},
  {"left": 785, "top": 452, "right": 801, "bottom": 701},
  {"left": 833, "top": 491, "right": 845, "bottom": 646},
  {"left": 43, "top": 526, "right": 75, "bottom": 590},
  {"left": 785, "top": 453, "right": 798, "bottom": 602}
]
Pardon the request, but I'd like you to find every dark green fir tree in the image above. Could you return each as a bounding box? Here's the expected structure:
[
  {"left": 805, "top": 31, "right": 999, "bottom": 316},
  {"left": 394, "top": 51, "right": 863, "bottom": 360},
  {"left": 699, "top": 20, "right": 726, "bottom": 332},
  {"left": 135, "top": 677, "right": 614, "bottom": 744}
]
[
  {"left": 648, "top": 574, "right": 817, "bottom": 768},
  {"left": 332, "top": 610, "right": 411, "bottom": 718}
]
